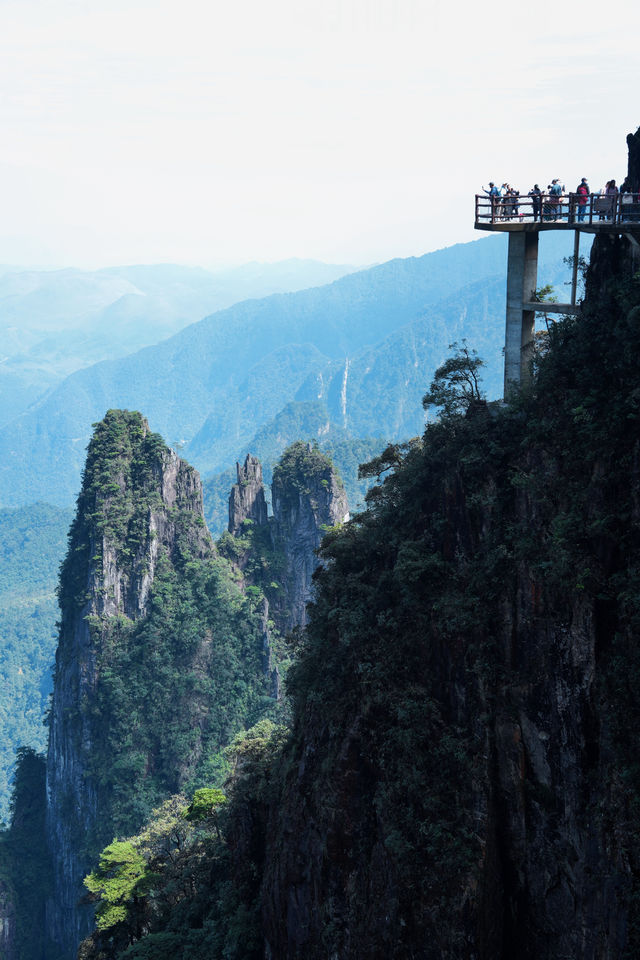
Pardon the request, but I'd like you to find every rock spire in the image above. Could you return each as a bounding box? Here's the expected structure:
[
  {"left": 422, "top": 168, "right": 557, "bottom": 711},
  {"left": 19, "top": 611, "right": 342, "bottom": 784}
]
[
  {"left": 45, "top": 410, "right": 212, "bottom": 955},
  {"left": 228, "top": 454, "right": 268, "bottom": 535}
]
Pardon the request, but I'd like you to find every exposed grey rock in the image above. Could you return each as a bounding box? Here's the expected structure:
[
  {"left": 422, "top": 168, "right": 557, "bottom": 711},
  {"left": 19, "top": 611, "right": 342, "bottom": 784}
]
[
  {"left": 259, "top": 596, "right": 281, "bottom": 701},
  {"left": 0, "top": 881, "right": 15, "bottom": 960},
  {"left": 45, "top": 412, "right": 211, "bottom": 957},
  {"left": 626, "top": 123, "right": 640, "bottom": 192},
  {"left": 271, "top": 444, "right": 349, "bottom": 633},
  {"left": 228, "top": 454, "right": 268, "bottom": 535},
  {"left": 226, "top": 445, "right": 349, "bottom": 636}
]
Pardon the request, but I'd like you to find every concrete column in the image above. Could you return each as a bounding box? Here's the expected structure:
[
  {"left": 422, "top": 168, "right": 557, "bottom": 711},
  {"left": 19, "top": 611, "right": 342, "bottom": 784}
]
[
  {"left": 571, "top": 230, "right": 580, "bottom": 305},
  {"left": 504, "top": 231, "right": 539, "bottom": 398}
]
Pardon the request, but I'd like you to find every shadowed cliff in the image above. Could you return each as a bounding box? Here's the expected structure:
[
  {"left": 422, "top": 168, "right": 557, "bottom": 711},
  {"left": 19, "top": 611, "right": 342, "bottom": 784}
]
[{"left": 256, "top": 228, "right": 640, "bottom": 959}]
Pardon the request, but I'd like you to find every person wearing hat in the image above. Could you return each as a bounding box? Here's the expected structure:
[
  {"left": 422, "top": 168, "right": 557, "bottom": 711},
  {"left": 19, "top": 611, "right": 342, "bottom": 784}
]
[
  {"left": 481, "top": 182, "right": 501, "bottom": 221},
  {"left": 528, "top": 183, "right": 542, "bottom": 222},
  {"left": 575, "top": 177, "right": 589, "bottom": 222},
  {"left": 549, "top": 178, "right": 564, "bottom": 220}
]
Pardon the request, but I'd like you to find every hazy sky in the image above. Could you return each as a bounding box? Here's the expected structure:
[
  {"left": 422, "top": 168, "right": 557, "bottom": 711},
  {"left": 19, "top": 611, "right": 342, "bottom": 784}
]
[{"left": 1, "top": 0, "right": 638, "bottom": 269}]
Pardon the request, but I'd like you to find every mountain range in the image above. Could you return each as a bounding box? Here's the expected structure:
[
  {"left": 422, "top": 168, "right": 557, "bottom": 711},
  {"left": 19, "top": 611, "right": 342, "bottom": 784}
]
[
  {"left": 0, "top": 258, "right": 356, "bottom": 428},
  {"left": 0, "top": 232, "right": 584, "bottom": 509}
]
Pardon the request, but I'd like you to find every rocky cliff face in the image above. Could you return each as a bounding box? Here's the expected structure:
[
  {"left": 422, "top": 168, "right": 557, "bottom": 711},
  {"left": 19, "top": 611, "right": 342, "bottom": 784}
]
[
  {"left": 226, "top": 445, "right": 349, "bottom": 636},
  {"left": 41, "top": 432, "right": 344, "bottom": 960},
  {"left": 270, "top": 443, "right": 349, "bottom": 633},
  {"left": 627, "top": 122, "right": 640, "bottom": 192},
  {"left": 255, "top": 195, "right": 640, "bottom": 956},
  {"left": 0, "top": 883, "right": 15, "bottom": 960},
  {"left": 229, "top": 455, "right": 269, "bottom": 535},
  {"left": 45, "top": 410, "right": 212, "bottom": 956}
]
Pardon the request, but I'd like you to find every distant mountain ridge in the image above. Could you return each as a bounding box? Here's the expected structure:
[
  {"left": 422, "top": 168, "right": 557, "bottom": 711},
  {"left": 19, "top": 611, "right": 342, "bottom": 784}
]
[
  {"left": 0, "top": 258, "right": 356, "bottom": 427},
  {"left": 0, "top": 233, "right": 582, "bottom": 509}
]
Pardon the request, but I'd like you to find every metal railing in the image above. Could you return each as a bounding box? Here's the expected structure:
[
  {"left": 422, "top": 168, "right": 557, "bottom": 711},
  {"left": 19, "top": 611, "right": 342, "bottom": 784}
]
[{"left": 475, "top": 192, "right": 640, "bottom": 226}]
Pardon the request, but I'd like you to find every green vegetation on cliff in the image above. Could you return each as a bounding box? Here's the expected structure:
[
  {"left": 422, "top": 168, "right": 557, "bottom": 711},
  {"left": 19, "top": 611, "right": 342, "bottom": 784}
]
[
  {"left": 0, "top": 503, "right": 72, "bottom": 820},
  {"left": 78, "top": 235, "right": 640, "bottom": 959},
  {"left": 38, "top": 409, "right": 286, "bottom": 960},
  {"left": 202, "top": 406, "right": 384, "bottom": 535},
  {"left": 261, "top": 236, "right": 640, "bottom": 958},
  {"left": 79, "top": 720, "right": 284, "bottom": 960},
  {"left": 58, "top": 409, "right": 190, "bottom": 614},
  {"left": 271, "top": 439, "right": 339, "bottom": 495},
  {"left": 54, "top": 411, "right": 280, "bottom": 850},
  {"left": 84, "top": 553, "right": 277, "bottom": 842}
]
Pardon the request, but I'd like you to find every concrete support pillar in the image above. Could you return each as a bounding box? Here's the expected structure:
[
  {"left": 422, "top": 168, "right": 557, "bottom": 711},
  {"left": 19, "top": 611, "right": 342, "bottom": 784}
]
[
  {"left": 571, "top": 230, "right": 580, "bottom": 305},
  {"left": 504, "top": 231, "right": 539, "bottom": 398}
]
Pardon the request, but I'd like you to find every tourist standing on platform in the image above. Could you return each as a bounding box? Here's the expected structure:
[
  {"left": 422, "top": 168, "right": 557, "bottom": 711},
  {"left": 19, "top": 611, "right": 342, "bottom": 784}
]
[
  {"left": 576, "top": 178, "right": 589, "bottom": 222},
  {"left": 605, "top": 179, "right": 618, "bottom": 220},
  {"left": 503, "top": 185, "right": 514, "bottom": 219},
  {"left": 550, "top": 179, "right": 564, "bottom": 220},
  {"left": 482, "top": 182, "right": 501, "bottom": 220},
  {"left": 529, "top": 184, "right": 542, "bottom": 221},
  {"left": 620, "top": 179, "right": 633, "bottom": 221},
  {"left": 596, "top": 182, "right": 608, "bottom": 221},
  {"left": 500, "top": 183, "right": 509, "bottom": 220}
]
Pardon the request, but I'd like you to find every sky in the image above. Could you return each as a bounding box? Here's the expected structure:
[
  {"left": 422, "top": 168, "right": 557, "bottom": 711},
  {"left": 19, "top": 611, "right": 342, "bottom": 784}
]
[{"left": 1, "top": 0, "right": 639, "bottom": 269}]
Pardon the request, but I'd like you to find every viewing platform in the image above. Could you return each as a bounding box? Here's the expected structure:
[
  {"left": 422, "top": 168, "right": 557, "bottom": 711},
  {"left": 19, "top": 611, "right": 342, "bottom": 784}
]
[
  {"left": 475, "top": 192, "right": 640, "bottom": 232},
  {"left": 474, "top": 191, "right": 640, "bottom": 398}
]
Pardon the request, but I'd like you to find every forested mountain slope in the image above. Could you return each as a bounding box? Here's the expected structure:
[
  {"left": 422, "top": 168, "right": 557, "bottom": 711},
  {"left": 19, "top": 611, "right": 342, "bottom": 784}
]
[
  {"left": 75, "top": 229, "right": 640, "bottom": 959},
  {"left": 186, "top": 274, "right": 507, "bottom": 475},
  {"left": 0, "top": 259, "right": 354, "bottom": 427},
  {"left": 0, "top": 504, "right": 73, "bottom": 820},
  {"left": 0, "top": 233, "right": 579, "bottom": 509}
]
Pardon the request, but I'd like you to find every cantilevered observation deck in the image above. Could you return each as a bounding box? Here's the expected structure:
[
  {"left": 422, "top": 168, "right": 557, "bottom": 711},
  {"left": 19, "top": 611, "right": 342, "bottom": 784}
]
[{"left": 474, "top": 192, "right": 640, "bottom": 397}]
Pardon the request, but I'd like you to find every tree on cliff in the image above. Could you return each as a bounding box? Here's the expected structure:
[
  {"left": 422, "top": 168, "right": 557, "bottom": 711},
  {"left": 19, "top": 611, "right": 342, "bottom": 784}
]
[{"left": 422, "top": 340, "right": 485, "bottom": 417}]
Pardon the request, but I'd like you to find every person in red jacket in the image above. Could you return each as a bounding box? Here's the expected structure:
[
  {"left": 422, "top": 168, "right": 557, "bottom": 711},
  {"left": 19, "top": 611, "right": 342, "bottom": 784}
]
[{"left": 576, "top": 177, "right": 589, "bottom": 222}]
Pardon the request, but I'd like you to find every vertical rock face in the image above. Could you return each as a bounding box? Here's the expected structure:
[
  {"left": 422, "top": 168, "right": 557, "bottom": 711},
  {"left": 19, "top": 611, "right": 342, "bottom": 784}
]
[
  {"left": 627, "top": 123, "right": 640, "bottom": 192},
  {"left": 262, "top": 471, "right": 634, "bottom": 959},
  {"left": 0, "top": 883, "right": 15, "bottom": 960},
  {"left": 229, "top": 454, "right": 269, "bottom": 535},
  {"left": 270, "top": 443, "right": 349, "bottom": 633},
  {"left": 225, "top": 444, "right": 349, "bottom": 635},
  {"left": 45, "top": 410, "right": 212, "bottom": 956}
]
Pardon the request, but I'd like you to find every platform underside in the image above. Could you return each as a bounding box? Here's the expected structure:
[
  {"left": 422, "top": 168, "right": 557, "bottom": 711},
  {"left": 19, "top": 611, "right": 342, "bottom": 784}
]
[{"left": 475, "top": 221, "right": 640, "bottom": 235}]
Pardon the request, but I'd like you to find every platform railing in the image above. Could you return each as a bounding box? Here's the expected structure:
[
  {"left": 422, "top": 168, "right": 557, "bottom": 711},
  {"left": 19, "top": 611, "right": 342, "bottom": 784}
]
[{"left": 475, "top": 192, "right": 640, "bottom": 226}]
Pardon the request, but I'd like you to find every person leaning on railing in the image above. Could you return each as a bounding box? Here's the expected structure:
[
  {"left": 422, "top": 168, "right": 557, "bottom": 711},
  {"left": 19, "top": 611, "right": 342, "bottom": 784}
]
[
  {"left": 481, "top": 183, "right": 501, "bottom": 219},
  {"left": 605, "top": 179, "right": 618, "bottom": 220}
]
